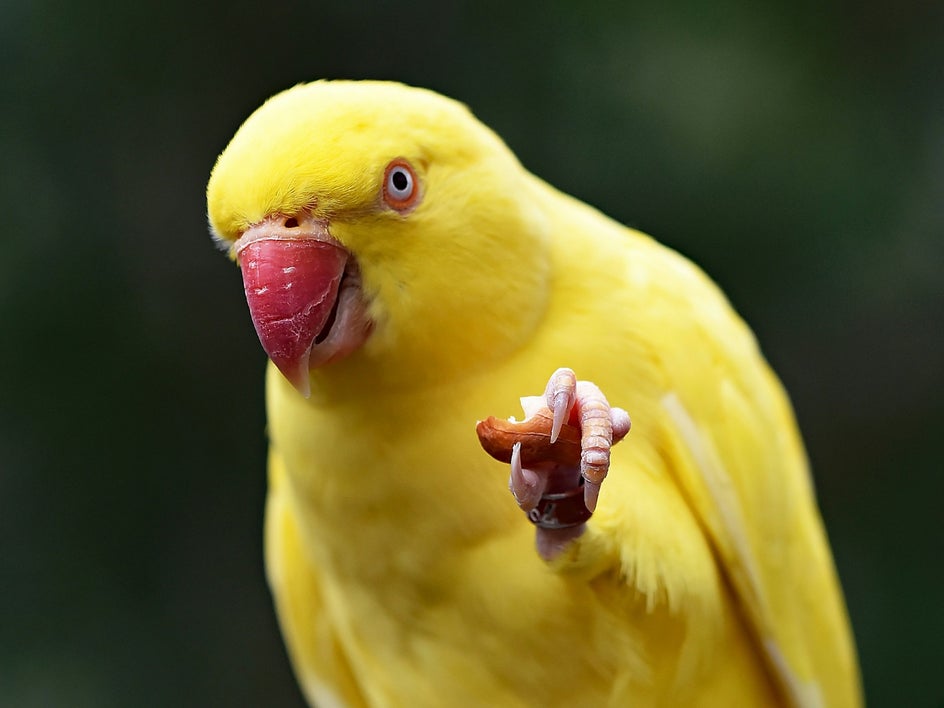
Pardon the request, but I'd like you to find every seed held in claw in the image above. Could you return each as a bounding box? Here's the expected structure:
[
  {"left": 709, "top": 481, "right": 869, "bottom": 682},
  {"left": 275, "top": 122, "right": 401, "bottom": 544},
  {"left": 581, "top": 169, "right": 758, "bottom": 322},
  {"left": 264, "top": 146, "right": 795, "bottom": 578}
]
[{"left": 476, "top": 408, "right": 582, "bottom": 467}]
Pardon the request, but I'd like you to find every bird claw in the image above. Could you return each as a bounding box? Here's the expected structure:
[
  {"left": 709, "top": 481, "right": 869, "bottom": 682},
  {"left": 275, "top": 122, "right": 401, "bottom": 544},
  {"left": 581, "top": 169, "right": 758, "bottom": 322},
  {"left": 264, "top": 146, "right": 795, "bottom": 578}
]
[
  {"left": 476, "top": 368, "right": 631, "bottom": 559},
  {"left": 542, "top": 368, "right": 631, "bottom": 512}
]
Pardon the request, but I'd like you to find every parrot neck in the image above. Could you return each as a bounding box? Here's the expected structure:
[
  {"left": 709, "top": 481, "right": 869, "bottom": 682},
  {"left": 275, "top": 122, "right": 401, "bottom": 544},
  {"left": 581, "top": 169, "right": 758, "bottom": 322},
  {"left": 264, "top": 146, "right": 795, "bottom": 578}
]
[{"left": 269, "top": 365, "right": 524, "bottom": 586}]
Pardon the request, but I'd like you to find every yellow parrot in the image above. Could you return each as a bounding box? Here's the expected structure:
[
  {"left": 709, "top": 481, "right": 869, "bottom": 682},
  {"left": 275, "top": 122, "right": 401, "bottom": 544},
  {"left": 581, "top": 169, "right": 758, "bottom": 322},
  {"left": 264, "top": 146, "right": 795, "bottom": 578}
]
[{"left": 206, "top": 80, "right": 861, "bottom": 707}]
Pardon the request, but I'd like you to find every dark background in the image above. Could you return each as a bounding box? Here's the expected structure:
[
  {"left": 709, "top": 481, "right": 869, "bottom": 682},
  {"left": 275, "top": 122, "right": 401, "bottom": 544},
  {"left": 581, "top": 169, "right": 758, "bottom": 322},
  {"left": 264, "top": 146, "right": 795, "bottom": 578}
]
[{"left": 2, "top": 1, "right": 941, "bottom": 706}]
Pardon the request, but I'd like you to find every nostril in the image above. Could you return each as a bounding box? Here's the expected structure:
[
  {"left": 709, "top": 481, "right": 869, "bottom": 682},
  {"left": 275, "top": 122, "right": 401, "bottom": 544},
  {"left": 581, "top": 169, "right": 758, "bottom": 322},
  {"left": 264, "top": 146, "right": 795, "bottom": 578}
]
[{"left": 283, "top": 217, "right": 299, "bottom": 228}]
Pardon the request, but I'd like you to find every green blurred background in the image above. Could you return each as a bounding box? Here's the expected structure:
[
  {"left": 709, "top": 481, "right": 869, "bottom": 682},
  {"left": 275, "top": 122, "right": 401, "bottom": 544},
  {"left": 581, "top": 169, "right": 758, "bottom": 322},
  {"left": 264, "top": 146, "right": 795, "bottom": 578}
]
[{"left": 2, "top": 0, "right": 941, "bottom": 705}]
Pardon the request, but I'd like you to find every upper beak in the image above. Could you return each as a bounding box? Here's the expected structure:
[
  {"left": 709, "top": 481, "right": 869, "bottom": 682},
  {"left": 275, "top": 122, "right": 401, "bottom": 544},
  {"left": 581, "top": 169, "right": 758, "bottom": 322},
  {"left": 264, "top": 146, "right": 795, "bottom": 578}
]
[{"left": 235, "top": 213, "right": 348, "bottom": 398}]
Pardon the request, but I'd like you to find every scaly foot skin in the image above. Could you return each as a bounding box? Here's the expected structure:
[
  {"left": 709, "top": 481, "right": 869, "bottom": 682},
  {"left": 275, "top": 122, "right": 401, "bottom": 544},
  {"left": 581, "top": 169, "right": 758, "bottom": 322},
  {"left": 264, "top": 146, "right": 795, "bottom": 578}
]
[{"left": 476, "top": 368, "right": 631, "bottom": 561}]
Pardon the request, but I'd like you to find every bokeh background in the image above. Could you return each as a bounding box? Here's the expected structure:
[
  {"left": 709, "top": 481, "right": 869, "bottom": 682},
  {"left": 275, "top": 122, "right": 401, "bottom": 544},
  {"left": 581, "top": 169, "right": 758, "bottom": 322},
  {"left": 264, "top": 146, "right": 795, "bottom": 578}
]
[{"left": 2, "top": 1, "right": 941, "bottom": 705}]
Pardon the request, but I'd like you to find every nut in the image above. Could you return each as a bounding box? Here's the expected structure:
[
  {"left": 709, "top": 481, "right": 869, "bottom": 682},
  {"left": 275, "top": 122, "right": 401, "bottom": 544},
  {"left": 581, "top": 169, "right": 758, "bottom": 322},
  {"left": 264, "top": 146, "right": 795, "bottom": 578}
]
[{"left": 475, "top": 407, "right": 582, "bottom": 468}]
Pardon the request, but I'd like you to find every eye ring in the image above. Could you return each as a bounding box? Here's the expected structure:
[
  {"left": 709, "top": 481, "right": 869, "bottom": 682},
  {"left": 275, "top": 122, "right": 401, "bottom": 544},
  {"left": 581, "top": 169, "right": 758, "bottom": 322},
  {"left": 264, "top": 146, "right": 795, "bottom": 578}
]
[{"left": 382, "top": 159, "right": 420, "bottom": 212}]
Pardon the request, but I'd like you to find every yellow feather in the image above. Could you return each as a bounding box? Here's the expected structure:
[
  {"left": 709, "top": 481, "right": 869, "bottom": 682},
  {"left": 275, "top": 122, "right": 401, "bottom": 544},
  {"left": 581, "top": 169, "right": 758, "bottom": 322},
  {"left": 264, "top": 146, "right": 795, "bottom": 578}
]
[{"left": 208, "top": 80, "right": 861, "bottom": 706}]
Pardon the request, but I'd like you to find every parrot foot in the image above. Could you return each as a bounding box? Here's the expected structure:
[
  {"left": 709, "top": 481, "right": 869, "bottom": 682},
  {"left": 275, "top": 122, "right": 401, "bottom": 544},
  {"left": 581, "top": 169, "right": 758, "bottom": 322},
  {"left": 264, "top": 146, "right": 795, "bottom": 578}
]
[{"left": 476, "top": 368, "right": 631, "bottom": 560}]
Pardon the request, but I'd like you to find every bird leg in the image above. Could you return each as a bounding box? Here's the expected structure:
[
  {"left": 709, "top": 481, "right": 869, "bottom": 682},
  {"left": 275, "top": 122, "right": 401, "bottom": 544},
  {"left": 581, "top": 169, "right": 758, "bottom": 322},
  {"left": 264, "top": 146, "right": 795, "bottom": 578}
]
[{"left": 476, "top": 368, "right": 631, "bottom": 560}]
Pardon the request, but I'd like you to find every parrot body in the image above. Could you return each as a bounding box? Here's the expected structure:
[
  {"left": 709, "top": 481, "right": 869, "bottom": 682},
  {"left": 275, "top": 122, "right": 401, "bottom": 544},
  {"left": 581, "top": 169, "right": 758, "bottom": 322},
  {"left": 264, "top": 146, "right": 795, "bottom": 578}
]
[{"left": 207, "top": 81, "right": 860, "bottom": 707}]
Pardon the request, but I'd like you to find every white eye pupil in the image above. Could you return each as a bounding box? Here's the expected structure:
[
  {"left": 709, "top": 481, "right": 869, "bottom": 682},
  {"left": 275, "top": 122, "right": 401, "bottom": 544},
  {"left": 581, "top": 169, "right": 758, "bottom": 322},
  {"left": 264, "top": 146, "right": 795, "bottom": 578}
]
[{"left": 388, "top": 168, "right": 412, "bottom": 197}]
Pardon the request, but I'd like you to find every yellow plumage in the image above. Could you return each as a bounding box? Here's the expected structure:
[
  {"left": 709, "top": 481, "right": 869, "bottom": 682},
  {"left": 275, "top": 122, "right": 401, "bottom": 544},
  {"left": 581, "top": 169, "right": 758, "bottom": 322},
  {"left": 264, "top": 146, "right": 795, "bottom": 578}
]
[{"left": 207, "top": 80, "right": 861, "bottom": 706}]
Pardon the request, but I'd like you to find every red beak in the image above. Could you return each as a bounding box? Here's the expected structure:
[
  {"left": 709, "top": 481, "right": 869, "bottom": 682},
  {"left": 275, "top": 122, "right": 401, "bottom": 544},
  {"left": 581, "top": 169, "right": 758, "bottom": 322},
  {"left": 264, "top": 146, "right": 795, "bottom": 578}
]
[{"left": 236, "top": 216, "right": 348, "bottom": 397}]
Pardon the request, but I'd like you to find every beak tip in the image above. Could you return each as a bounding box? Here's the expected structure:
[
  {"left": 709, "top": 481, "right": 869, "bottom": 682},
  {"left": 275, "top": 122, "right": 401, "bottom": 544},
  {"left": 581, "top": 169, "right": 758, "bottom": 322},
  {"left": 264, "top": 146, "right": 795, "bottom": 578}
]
[{"left": 270, "top": 353, "right": 312, "bottom": 399}]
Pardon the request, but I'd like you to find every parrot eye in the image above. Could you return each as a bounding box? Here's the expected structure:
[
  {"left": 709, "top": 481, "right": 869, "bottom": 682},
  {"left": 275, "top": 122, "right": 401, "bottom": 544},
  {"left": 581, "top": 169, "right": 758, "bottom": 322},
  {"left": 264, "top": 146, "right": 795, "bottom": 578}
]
[{"left": 382, "top": 159, "right": 420, "bottom": 212}]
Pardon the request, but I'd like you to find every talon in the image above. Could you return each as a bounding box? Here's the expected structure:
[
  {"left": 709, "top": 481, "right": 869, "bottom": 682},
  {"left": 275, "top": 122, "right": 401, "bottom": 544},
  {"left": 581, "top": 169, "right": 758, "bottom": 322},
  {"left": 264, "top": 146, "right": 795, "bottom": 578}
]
[
  {"left": 509, "top": 442, "right": 543, "bottom": 511},
  {"left": 545, "top": 368, "right": 577, "bottom": 443},
  {"left": 551, "top": 392, "right": 571, "bottom": 444},
  {"left": 583, "top": 480, "right": 602, "bottom": 513}
]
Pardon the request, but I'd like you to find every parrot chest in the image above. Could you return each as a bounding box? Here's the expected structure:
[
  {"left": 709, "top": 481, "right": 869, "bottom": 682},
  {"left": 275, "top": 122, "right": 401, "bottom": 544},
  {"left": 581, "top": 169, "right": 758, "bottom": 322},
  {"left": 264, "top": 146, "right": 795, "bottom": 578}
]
[
  {"left": 270, "top": 392, "right": 648, "bottom": 703},
  {"left": 294, "top": 507, "right": 655, "bottom": 706}
]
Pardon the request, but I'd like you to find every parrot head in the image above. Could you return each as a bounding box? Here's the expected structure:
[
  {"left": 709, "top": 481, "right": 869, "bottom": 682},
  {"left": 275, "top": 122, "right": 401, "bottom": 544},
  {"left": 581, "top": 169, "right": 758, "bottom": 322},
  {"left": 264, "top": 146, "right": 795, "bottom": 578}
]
[{"left": 207, "top": 80, "right": 551, "bottom": 397}]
